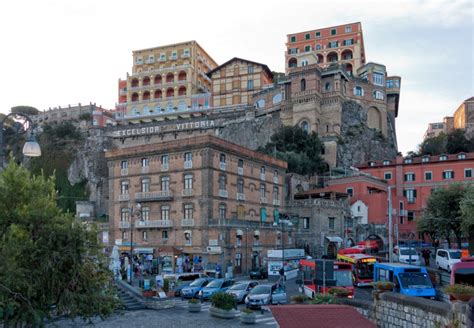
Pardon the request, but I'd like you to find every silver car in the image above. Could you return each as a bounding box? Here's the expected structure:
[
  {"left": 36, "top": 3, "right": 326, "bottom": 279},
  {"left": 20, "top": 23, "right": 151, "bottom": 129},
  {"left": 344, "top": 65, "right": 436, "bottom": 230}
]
[
  {"left": 226, "top": 280, "right": 258, "bottom": 303},
  {"left": 245, "top": 284, "right": 287, "bottom": 309}
]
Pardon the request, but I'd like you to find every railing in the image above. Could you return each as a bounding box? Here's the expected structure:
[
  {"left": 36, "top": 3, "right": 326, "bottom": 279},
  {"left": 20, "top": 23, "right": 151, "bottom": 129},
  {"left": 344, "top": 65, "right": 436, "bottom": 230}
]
[
  {"left": 400, "top": 209, "right": 408, "bottom": 217},
  {"left": 219, "top": 162, "right": 226, "bottom": 171},
  {"left": 260, "top": 197, "right": 267, "bottom": 204},
  {"left": 184, "top": 161, "right": 193, "bottom": 169},
  {"left": 141, "top": 166, "right": 150, "bottom": 174},
  {"left": 182, "top": 189, "right": 193, "bottom": 197},
  {"left": 181, "top": 219, "right": 195, "bottom": 227},
  {"left": 130, "top": 64, "right": 192, "bottom": 77},
  {"left": 135, "top": 190, "right": 173, "bottom": 201},
  {"left": 121, "top": 168, "right": 128, "bottom": 176},
  {"left": 119, "top": 221, "right": 130, "bottom": 229},
  {"left": 273, "top": 176, "right": 278, "bottom": 184},
  {"left": 218, "top": 190, "right": 228, "bottom": 198},
  {"left": 161, "top": 163, "right": 169, "bottom": 171},
  {"left": 237, "top": 193, "right": 246, "bottom": 201},
  {"left": 273, "top": 199, "right": 281, "bottom": 206},
  {"left": 407, "top": 198, "right": 416, "bottom": 204},
  {"left": 238, "top": 167, "right": 244, "bottom": 176},
  {"left": 260, "top": 173, "right": 265, "bottom": 181},
  {"left": 135, "top": 220, "right": 172, "bottom": 228},
  {"left": 181, "top": 53, "right": 190, "bottom": 58},
  {"left": 207, "top": 218, "right": 277, "bottom": 229},
  {"left": 118, "top": 194, "right": 130, "bottom": 202}
]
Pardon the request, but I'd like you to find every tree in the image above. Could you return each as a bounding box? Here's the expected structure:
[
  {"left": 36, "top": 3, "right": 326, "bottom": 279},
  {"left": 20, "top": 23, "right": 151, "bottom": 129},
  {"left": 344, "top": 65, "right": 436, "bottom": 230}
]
[
  {"left": 259, "top": 125, "right": 327, "bottom": 175},
  {"left": 418, "top": 133, "right": 447, "bottom": 155},
  {"left": 0, "top": 161, "right": 119, "bottom": 326},
  {"left": 446, "top": 129, "right": 473, "bottom": 154},
  {"left": 417, "top": 214, "right": 439, "bottom": 246},
  {"left": 423, "top": 184, "right": 466, "bottom": 248},
  {"left": 11, "top": 106, "right": 39, "bottom": 116},
  {"left": 460, "top": 186, "right": 474, "bottom": 254}
]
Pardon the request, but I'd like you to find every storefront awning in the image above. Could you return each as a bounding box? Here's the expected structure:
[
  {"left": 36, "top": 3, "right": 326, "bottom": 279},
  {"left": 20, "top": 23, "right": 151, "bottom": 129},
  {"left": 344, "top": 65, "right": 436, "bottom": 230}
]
[
  {"left": 236, "top": 229, "right": 243, "bottom": 236},
  {"left": 326, "top": 236, "right": 343, "bottom": 244},
  {"left": 254, "top": 230, "right": 260, "bottom": 236},
  {"left": 133, "top": 247, "right": 154, "bottom": 254}
]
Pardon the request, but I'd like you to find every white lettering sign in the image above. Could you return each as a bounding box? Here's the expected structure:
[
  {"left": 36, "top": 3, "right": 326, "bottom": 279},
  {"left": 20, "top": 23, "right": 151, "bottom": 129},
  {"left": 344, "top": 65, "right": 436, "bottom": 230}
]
[{"left": 114, "top": 120, "right": 215, "bottom": 138}]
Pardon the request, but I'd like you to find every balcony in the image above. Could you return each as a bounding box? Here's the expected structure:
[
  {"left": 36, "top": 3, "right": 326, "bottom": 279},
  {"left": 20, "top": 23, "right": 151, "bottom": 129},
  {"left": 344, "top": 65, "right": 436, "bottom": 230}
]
[
  {"left": 181, "top": 219, "right": 195, "bottom": 227},
  {"left": 260, "top": 197, "right": 267, "bottom": 204},
  {"left": 135, "top": 190, "right": 173, "bottom": 202},
  {"left": 121, "top": 168, "right": 128, "bottom": 176},
  {"left": 273, "top": 176, "right": 279, "bottom": 184},
  {"left": 181, "top": 53, "right": 190, "bottom": 58},
  {"left": 219, "top": 162, "right": 226, "bottom": 171},
  {"left": 237, "top": 193, "right": 246, "bottom": 201},
  {"left": 161, "top": 163, "right": 169, "bottom": 171},
  {"left": 159, "top": 57, "right": 167, "bottom": 62},
  {"left": 119, "top": 221, "right": 130, "bottom": 229},
  {"left": 400, "top": 209, "right": 408, "bottom": 217},
  {"left": 218, "top": 190, "right": 228, "bottom": 198},
  {"left": 238, "top": 167, "right": 244, "bottom": 176},
  {"left": 118, "top": 194, "right": 130, "bottom": 202},
  {"left": 273, "top": 199, "right": 281, "bottom": 206},
  {"left": 170, "top": 55, "right": 178, "bottom": 60},
  {"left": 141, "top": 166, "right": 150, "bottom": 174},
  {"left": 135, "top": 220, "right": 172, "bottom": 228},
  {"left": 260, "top": 173, "right": 265, "bottom": 181},
  {"left": 182, "top": 189, "right": 193, "bottom": 197},
  {"left": 184, "top": 161, "right": 193, "bottom": 169},
  {"left": 407, "top": 198, "right": 416, "bottom": 204}
]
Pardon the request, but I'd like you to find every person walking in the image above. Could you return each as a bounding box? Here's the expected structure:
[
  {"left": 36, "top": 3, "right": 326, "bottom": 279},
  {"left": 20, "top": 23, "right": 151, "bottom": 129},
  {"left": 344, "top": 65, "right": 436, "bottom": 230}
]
[{"left": 422, "top": 248, "right": 431, "bottom": 266}]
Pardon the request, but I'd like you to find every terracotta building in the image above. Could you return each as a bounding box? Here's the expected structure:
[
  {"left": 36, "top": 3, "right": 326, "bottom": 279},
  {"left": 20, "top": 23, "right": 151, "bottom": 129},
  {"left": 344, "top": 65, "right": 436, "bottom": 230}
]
[
  {"left": 106, "top": 135, "right": 290, "bottom": 274},
  {"left": 453, "top": 97, "right": 474, "bottom": 137},
  {"left": 116, "top": 41, "right": 218, "bottom": 122},
  {"left": 207, "top": 57, "right": 273, "bottom": 108}
]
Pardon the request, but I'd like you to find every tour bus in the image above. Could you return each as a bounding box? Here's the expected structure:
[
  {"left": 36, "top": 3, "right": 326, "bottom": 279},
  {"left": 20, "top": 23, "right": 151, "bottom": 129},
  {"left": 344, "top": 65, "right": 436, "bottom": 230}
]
[
  {"left": 337, "top": 253, "right": 377, "bottom": 287},
  {"left": 298, "top": 259, "right": 354, "bottom": 299},
  {"left": 373, "top": 262, "right": 436, "bottom": 298}
]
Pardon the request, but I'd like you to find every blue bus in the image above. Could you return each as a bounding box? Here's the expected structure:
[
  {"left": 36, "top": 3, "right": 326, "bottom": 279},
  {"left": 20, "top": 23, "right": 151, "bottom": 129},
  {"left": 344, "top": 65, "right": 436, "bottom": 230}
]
[{"left": 373, "top": 263, "right": 436, "bottom": 298}]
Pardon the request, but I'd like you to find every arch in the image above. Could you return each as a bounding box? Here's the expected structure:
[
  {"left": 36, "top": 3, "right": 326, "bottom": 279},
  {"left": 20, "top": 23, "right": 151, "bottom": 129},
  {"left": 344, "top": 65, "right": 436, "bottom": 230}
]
[
  {"left": 166, "top": 87, "right": 174, "bottom": 98},
  {"left": 178, "top": 71, "right": 187, "bottom": 81},
  {"left": 367, "top": 106, "right": 382, "bottom": 131},
  {"left": 341, "top": 49, "right": 353, "bottom": 60},
  {"left": 131, "top": 78, "right": 139, "bottom": 88},
  {"left": 142, "top": 76, "right": 150, "bottom": 86},
  {"left": 178, "top": 86, "right": 186, "bottom": 96},
  {"left": 326, "top": 243, "right": 337, "bottom": 259},
  {"left": 154, "top": 75, "right": 162, "bottom": 85},
  {"left": 131, "top": 92, "right": 139, "bottom": 102},
  {"left": 272, "top": 93, "right": 282, "bottom": 104},
  {"left": 345, "top": 63, "right": 353, "bottom": 74},
  {"left": 316, "top": 54, "right": 324, "bottom": 64},
  {"left": 315, "top": 44, "right": 321, "bottom": 50},
  {"left": 300, "top": 120, "right": 310, "bottom": 134},
  {"left": 327, "top": 52, "right": 338, "bottom": 63},
  {"left": 255, "top": 99, "right": 265, "bottom": 109},
  {"left": 143, "top": 91, "right": 150, "bottom": 101},
  {"left": 300, "top": 78, "right": 306, "bottom": 92},
  {"left": 154, "top": 89, "right": 162, "bottom": 99},
  {"left": 288, "top": 58, "right": 297, "bottom": 68},
  {"left": 166, "top": 72, "right": 174, "bottom": 83}
]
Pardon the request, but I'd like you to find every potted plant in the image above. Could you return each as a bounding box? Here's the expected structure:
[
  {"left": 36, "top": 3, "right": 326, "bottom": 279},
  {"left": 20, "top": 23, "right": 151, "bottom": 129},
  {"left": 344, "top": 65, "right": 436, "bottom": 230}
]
[
  {"left": 163, "top": 278, "right": 174, "bottom": 297},
  {"left": 445, "top": 284, "right": 474, "bottom": 302},
  {"left": 143, "top": 289, "right": 156, "bottom": 298},
  {"left": 372, "top": 281, "right": 394, "bottom": 300},
  {"left": 209, "top": 292, "right": 238, "bottom": 319},
  {"left": 240, "top": 308, "right": 256, "bottom": 325},
  {"left": 291, "top": 294, "right": 308, "bottom": 304},
  {"left": 309, "top": 294, "right": 334, "bottom": 304},
  {"left": 329, "top": 287, "right": 351, "bottom": 298},
  {"left": 188, "top": 298, "right": 202, "bottom": 312}
]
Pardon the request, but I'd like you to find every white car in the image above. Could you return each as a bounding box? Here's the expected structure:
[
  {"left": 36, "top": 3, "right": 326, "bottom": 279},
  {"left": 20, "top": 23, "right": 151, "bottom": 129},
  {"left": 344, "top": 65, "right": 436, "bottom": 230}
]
[
  {"left": 394, "top": 246, "right": 420, "bottom": 266},
  {"left": 436, "top": 249, "right": 462, "bottom": 272}
]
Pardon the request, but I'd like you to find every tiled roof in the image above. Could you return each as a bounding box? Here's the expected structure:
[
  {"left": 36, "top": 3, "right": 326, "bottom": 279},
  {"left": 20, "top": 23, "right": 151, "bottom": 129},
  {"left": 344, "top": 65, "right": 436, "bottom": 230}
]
[{"left": 270, "top": 304, "right": 376, "bottom": 328}]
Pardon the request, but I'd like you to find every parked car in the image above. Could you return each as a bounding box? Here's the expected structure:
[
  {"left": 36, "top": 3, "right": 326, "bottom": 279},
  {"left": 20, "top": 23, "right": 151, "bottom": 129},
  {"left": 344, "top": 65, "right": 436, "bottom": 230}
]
[
  {"left": 226, "top": 280, "right": 259, "bottom": 303},
  {"left": 198, "top": 278, "right": 235, "bottom": 300},
  {"left": 249, "top": 267, "right": 268, "bottom": 279},
  {"left": 245, "top": 284, "right": 287, "bottom": 309},
  {"left": 436, "top": 249, "right": 462, "bottom": 272},
  {"left": 393, "top": 246, "right": 420, "bottom": 266},
  {"left": 162, "top": 272, "right": 208, "bottom": 296},
  {"left": 181, "top": 277, "right": 213, "bottom": 298}
]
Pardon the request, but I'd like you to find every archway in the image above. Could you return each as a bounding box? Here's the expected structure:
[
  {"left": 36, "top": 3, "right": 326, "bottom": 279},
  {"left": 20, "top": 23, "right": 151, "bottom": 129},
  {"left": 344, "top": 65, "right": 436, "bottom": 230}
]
[
  {"left": 327, "top": 52, "right": 338, "bottom": 63},
  {"left": 367, "top": 107, "right": 382, "bottom": 131},
  {"left": 326, "top": 243, "right": 337, "bottom": 259},
  {"left": 288, "top": 58, "right": 297, "bottom": 68}
]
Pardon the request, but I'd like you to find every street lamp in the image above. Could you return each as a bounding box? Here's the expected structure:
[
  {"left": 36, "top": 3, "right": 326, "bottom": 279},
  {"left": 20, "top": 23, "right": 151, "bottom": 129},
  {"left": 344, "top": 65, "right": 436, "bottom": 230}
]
[
  {"left": 0, "top": 112, "right": 41, "bottom": 168},
  {"left": 128, "top": 202, "right": 142, "bottom": 286},
  {"left": 273, "top": 216, "right": 293, "bottom": 282}
]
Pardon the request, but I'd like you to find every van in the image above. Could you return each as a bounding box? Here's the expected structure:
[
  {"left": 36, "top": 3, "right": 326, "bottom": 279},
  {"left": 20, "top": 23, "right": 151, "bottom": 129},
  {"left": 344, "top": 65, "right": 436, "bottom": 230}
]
[
  {"left": 373, "top": 262, "right": 435, "bottom": 298},
  {"left": 436, "top": 249, "right": 462, "bottom": 272},
  {"left": 162, "top": 272, "right": 207, "bottom": 296},
  {"left": 393, "top": 246, "right": 420, "bottom": 266}
]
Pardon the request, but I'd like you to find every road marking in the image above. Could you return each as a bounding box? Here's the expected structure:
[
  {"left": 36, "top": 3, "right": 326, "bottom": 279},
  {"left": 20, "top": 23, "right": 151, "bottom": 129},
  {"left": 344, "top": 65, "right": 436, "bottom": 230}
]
[{"left": 256, "top": 317, "right": 276, "bottom": 323}]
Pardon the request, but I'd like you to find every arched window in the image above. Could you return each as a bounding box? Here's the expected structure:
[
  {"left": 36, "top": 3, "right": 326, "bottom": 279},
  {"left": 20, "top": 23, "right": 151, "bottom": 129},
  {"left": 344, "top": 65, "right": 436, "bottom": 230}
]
[
  {"left": 131, "top": 93, "right": 139, "bottom": 102},
  {"left": 301, "top": 121, "right": 309, "bottom": 133},
  {"left": 272, "top": 93, "right": 282, "bottom": 104},
  {"left": 325, "top": 82, "right": 331, "bottom": 92},
  {"left": 353, "top": 86, "right": 364, "bottom": 96},
  {"left": 327, "top": 52, "right": 338, "bottom": 63},
  {"left": 373, "top": 90, "right": 384, "bottom": 100},
  {"left": 143, "top": 91, "right": 150, "bottom": 101},
  {"left": 178, "top": 71, "right": 187, "bottom": 81},
  {"left": 142, "top": 76, "right": 150, "bottom": 86},
  {"left": 166, "top": 88, "right": 174, "bottom": 98},
  {"left": 301, "top": 59, "right": 309, "bottom": 67},
  {"left": 131, "top": 78, "right": 139, "bottom": 88},
  {"left": 315, "top": 44, "right": 321, "bottom": 50},
  {"left": 166, "top": 73, "right": 174, "bottom": 83},
  {"left": 154, "top": 89, "right": 162, "bottom": 99},
  {"left": 178, "top": 86, "right": 186, "bottom": 96},
  {"left": 255, "top": 99, "right": 265, "bottom": 109},
  {"left": 300, "top": 79, "right": 306, "bottom": 91},
  {"left": 154, "top": 75, "right": 162, "bottom": 85},
  {"left": 288, "top": 58, "right": 297, "bottom": 68},
  {"left": 316, "top": 54, "right": 323, "bottom": 64}
]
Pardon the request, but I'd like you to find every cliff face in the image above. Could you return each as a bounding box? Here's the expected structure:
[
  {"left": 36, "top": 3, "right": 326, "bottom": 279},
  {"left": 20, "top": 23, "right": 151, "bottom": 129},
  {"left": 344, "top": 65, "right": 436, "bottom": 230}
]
[{"left": 336, "top": 100, "right": 398, "bottom": 168}]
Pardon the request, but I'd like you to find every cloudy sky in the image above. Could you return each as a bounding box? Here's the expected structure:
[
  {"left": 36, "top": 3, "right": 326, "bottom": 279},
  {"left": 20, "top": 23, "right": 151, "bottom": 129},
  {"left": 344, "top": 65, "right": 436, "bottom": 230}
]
[{"left": 0, "top": 0, "right": 472, "bottom": 154}]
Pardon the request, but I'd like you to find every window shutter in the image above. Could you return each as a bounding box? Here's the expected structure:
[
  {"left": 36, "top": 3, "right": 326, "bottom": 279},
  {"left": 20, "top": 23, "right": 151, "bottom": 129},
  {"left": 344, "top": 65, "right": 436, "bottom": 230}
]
[
  {"left": 403, "top": 190, "right": 407, "bottom": 197},
  {"left": 452, "top": 171, "right": 455, "bottom": 178},
  {"left": 413, "top": 189, "right": 417, "bottom": 198},
  {"left": 404, "top": 175, "right": 407, "bottom": 182},
  {"left": 413, "top": 174, "right": 415, "bottom": 181}
]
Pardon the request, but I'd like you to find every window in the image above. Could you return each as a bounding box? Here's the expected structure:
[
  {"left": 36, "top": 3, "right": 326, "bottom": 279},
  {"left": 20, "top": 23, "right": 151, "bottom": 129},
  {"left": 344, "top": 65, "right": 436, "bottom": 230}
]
[
  {"left": 161, "top": 205, "right": 170, "bottom": 221},
  {"left": 304, "top": 45, "right": 311, "bottom": 52},
  {"left": 237, "top": 178, "right": 244, "bottom": 193},
  {"left": 184, "top": 231, "right": 192, "bottom": 246},
  {"left": 465, "top": 169, "right": 472, "bottom": 178},
  {"left": 260, "top": 166, "right": 265, "bottom": 174},
  {"left": 300, "top": 78, "right": 306, "bottom": 91},
  {"left": 161, "top": 154, "right": 169, "bottom": 165},
  {"left": 122, "top": 231, "right": 127, "bottom": 240},
  {"left": 372, "top": 72, "right": 384, "bottom": 86},
  {"left": 315, "top": 44, "right": 321, "bottom": 50},
  {"left": 404, "top": 158, "right": 413, "bottom": 164},
  {"left": 184, "top": 152, "right": 192, "bottom": 162},
  {"left": 161, "top": 176, "right": 170, "bottom": 191},
  {"left": 425, "top": 172, "right": 432, "bottom": 180},
  {"left": 219, "top": 204, "right": 226, "bottom": 220},
  {"left": 353, "top": 86, "right": 363, "bottom": 96},
  {"left": 184, "top": 204, "right": 193, "bottom": 219},
  {"left": 458, "top": 153, "right": 466, "bottom": 160},
  {"left": 325, "top": 82, "right": 331, "bottom": 92},
  {"left": 260, "top": 208, "right": 267, "bottom": 222},
  {"left": 220, "top": 154, "right": 226, "bottom": 163},
  {"left": 331, "top": 28, "right": 337, "bottom": 35},
  {"left": 219, "top": 175, "right": 226, "bottom": 190},
  {"left": 329, "top": 217, "right": 335, "bottom": 230},
  {"left": 121, "top": 160, "right": 128, "bottom": 169},
  {"left": 260, "top": 184, "right": 266, "bottom": 198},
  {"left": 141, "top": 178, "right": 150, "bottom": 192},
  {"left": 247, "top": 80, "right": 254, "bottom": 91},
  {"left": 301, "top": 59, "right": 309, "bottom": 67},
  {"left": 238, "top": 159, "right": 243, "bottom": 168},
  {"left": 184, "top": 174, "right": 193, "bottom": 190},
  {"left": 247, "top": 65, "right": 254, "bottom": 74},
  {"left": 273, "top": 186, "right": 279, "bottom": 200},
  {"left": 346, "top": 187, "right": 353, "bottom": 197},
  {"left": 303, "top": 218, "right": 309, "bottom": 229},
  {"left": 373, "top": 90, "right": 384, "bottom": 100},
  {"left": 290, "top": 36, "right": 296, "bottom": 42},
  {"left": 408, "top": 211, "right": 415, "bottom": 222},
  {"left": 439, "top": 155, "right": 448, "bottom": 161},
  {"left": 162, "top": 230, "right": 168, "bottom": 240},
  {"left": 345, "top": 26, "right": 352, "bottom": 33},
  {"left": 443, "top": 170, "right": 454, "bottom": 179},
  {"left": 384, "top": 172, "right": 392, "bottom": 180},
  {"left": 383, "top": 160, "right": 391, "bottom": 165},
  {"left": 404, "top": 173, "right": 415, "bottom": 182},
  {"left": 422, "top": 156, "right": 430, "bottom": 163},
  {"left": 141, "top": 158, "right": 149, "bottom": 168},
  {"left": 329, "top": 41, "right": 338, "bottom": 48},
  {"left": 343, "top": 39, "right": 353, "bottom": 46},
  {"left": 305, "top": 33, "right": 311, "bottom": 40},
  {"left": 141, "top": 207, "right": 150, "bottom": 221},
  {"left": 301, "top": 121, "right": 309, "bottom": 133},
  {"left": 404, "top": 189, "right": 417, "bottom": 203},
  {"left": 120, "top": 181, "right": 129, "bottom": 195},
  {"left": 121, "top": 208, "right": 130, "bottom": 221},
  {"left": 315, "top": 31, "right": 321, "bottom": 37}
]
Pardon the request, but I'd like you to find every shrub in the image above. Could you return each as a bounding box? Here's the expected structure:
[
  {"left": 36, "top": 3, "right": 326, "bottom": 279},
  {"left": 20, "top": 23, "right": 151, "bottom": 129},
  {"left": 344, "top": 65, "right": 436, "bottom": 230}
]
[
  {"left": 291, "top": 294, "right": 308, "bottom": 303},
  {"left": 242, "top": 308, "right": 254, "bottom": 314},
  {"left": 189, "top": 298, "right": 200, "bottom": 304},
  {"left": 309, "top": 294, "right": 334, "bottom": 304},
  {"left": 328, "top": 288, "right": 350, "bottom": 297},
  {"left": 210, "top": 292, "right": 236, "bottom": 311},
  {"left": 372, "top": 281, "right": 394, "bottom": 291},
  {"left": 163, "top": 278, "right": 170, "bottom": 292},
  {"left": 445, "top": 284, "right": 474, "bottom": 295}
]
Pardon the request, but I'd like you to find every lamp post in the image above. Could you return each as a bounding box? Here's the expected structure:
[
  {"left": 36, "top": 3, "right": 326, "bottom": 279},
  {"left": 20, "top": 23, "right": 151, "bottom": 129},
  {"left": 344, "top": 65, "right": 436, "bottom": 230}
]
[
  {"left": 128, "top": 203, "right": 142, "bottom": 286},
  {"left": 274, "top": 215, "right": 293, "bottom": 282},
  {"left": 0, "top": 112, "right": 41, "bottom": 168}
]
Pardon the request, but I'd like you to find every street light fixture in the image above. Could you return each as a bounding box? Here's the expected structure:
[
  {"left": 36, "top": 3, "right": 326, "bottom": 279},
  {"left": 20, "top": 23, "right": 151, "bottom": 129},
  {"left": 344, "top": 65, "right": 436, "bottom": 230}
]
[
  {"left": 0, "top": 112, "right": 41, "bottom": 168},
  {"left": 274, "top": 216, "right": 293, "bottom": 282},
  {"left": 128, "top": 202, "right": 142, "bottom": 286}
]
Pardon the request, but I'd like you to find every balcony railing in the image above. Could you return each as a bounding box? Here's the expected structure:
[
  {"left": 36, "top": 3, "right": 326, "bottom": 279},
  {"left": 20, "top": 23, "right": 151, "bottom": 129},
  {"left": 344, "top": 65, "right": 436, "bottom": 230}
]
[
  {"left": 218, "top": 190, "right": 228, "bottom": 198},
  {"left": 135, "top": 190, "right": 173, "bottom": 201},
  {"left": 181, "top": 219, "right": 195, "bottom": 227},
  {"left": 273, "top": 176, "right": 278, "bottom": 184},
  {"left": 182, "top": 189, "right": 193, "bottom": 197},
  {"left": 407, "top": 198, "right": 416, "bottom": 204},
  {"left": 184, "top": 161, "right": 193, "bottom": 169},
  {"left": 141, "top": 166, "right": 150, "bottom": 174},
  {"left": 260, "top": 197, "right": 267, "bottom": 204},
  {"left": 273, "top": 199, "right": 281, "bottom": 206},
  {"left": 119, "top": 221, "right": 130, "bottom": 229},
  {"left": 121, "top": 168, "right": 128, "bottom": 176},
  {"left": 219, "top": 162, "right": 226, "bottom": 171},
  {"left": 118, "top": 194, "right": 130, "bottom": 202},
  {"left": 135, "top": 220, "right": 172, "bottom": 228},
  {"left": 238, "top": 167, "right": 244, "bottom": 176},
  {"left": 260, "top": 173, "right": 265, "bottom": 181},
  {"left": 161, "top": 163, "right": 169, "bottom": 171},
  {"left": 237, "top": 193, "right": 246, "bottom": 201},
  {"left": 400, "top": 210, "right": 408, "bottom": 217}
]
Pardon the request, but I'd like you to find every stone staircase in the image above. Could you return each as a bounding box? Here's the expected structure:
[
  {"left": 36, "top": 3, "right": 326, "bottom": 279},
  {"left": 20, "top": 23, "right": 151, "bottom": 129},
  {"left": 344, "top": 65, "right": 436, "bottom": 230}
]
[{"left": 116, "top": 283, "right": 146, "bottom": 311}]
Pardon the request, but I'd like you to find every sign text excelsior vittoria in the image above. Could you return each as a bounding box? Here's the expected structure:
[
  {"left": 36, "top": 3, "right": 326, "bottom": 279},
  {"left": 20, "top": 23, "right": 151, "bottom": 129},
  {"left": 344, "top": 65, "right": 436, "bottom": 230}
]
[{"left": 114, "top": 120, "right": 216, "bottom": 138}]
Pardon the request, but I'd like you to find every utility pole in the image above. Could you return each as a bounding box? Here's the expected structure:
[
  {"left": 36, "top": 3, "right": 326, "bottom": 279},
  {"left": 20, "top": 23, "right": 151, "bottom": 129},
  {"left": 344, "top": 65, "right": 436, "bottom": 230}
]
[{"left": 388, "top": 186, "right": 393, "bottom": 263}]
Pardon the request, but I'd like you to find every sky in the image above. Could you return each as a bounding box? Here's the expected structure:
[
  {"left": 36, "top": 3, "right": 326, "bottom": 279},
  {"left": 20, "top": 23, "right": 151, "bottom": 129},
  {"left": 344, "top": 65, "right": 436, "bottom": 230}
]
[{"left": 0, "top": 0, "right": 472, "bottom": 154}]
